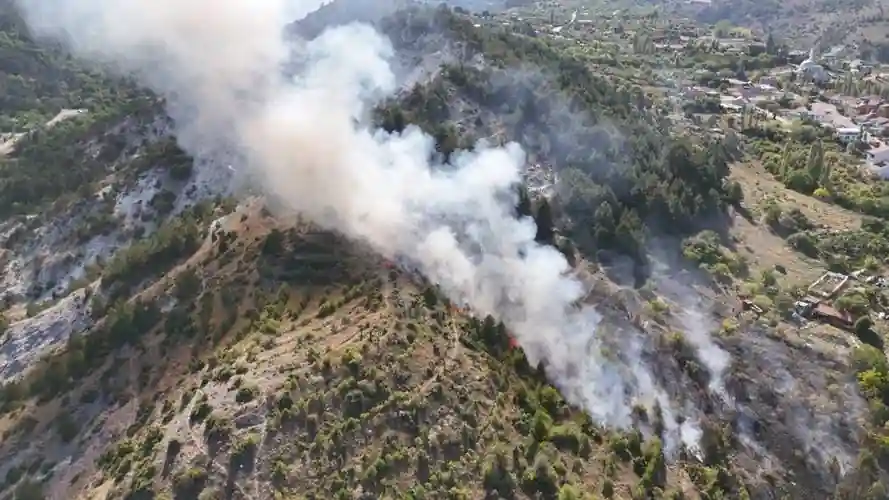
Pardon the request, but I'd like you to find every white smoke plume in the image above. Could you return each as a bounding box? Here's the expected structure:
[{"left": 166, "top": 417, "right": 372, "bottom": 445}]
[
  {"left": 16, "top": 0, "right": 700, "bottom": 447},
  {"left": 681, "top": 306, "right": 730, "bottom": 397}
]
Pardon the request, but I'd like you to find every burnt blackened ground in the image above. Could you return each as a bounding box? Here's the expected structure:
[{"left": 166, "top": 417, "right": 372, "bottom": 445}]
[
  {"left": 722, "top": 327, "right": 866, "bottom": 498},
  {"left": 597, "top": 266, "right": 875, "bottom": 498}
]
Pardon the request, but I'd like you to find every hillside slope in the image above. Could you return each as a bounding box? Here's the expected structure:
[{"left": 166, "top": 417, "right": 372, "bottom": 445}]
[
  {"left": 664, "top": 0, "right": 889, "bottom": 51},
  {"left": 0, "top": 195, "right": 877, "bottom": 500},
  {"left": 0, "top": 3, "right": 887, "bottom": 500},
  {"left": 0, "top": 202, "right": 848, "bottom": 500},
  {"left": 0, "top": 207, "right": 695, "bottom": 500}
]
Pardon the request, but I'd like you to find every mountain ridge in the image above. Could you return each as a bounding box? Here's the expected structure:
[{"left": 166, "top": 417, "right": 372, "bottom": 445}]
[{"left": 0, "top": 2, "right": 886, "bottom": 499}]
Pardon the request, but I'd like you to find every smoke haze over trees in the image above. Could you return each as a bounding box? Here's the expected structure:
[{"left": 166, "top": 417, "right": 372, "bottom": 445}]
[{"left": 0, "top": 0, "right": 884, "bottom": 498}]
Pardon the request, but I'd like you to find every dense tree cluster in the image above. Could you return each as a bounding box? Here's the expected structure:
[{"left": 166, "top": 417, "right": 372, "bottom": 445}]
[
  {"left": 0, "top": 104, "right": 147, "bottom": 217},
  {"left": 692, "top": 0, "right": 869, "bottom": 45},
  {"left": 374, "top": 7, "right": 733, "bottom": 278},
  {"left": 0, "top": 1, "right": 154, "bottom": 218},
  {"left": 748, "top": 118, "right": 889, "bottom": 220},
  {"left": 100, "top": 202, "right": 213, "bottom": 301},
  {"left": 0, "top": 1, "right": 144, "bottom": 123}
]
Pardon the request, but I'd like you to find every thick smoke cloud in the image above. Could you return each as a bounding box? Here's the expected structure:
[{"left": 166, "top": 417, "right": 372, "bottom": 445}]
[{"left": 16, "top": 0, "right": 711, "bottom": 450}]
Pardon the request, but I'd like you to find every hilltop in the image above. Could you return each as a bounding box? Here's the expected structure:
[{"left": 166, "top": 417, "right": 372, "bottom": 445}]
[
  {"left": 0, "top": 2, "right": 888, "bottom": 500},
  {"left": 648, "top": 0, "right": 889, "bottom": 57}
]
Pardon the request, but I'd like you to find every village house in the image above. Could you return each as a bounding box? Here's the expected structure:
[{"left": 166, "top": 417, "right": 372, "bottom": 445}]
[
  {"left": 865, "top": 73, "right": 889, "bottom": 85},
  {"left": 849, "top": 60, "right": 873, "bottom": 76},
  {"left": 777, "top": 105, "right": 811, "bottom": 120},
  {"left": 758, "top": 75, "right": 779, "bottom": 87},
  {"left": 720, "top": 94, "right": 746, "bottom": 107},
  {"left": 720, "top": 102, "right": 743, "bottom": 113},
  {"left": 809, "top": 102, "right": 866, "bottom": 142},
  {"left": 811, "top": 302, "right": 855, "bottom": 331},
  {"left": 788, "top": 50, "right": 809, "bottom": 64},
  {"left": 821, "top": 45, "right": 848, "bottom": 67},
  {"left": 866, "top": 142, "right": 889, "bottom": 177},
  {"left": 868, "top": 162, "right": 889, "bottom": 179},
  {"left": 822, "top": 93, "right": 844, "bottom": 106},
  {"left": 836, "top": 126, "right": 863, "bottom": 144},
  {"left": 855, "top": 96, "right": 884, "bottom": 115},
  {"left": 731, "top": 83, "right": 781, "bottom": 101},
  {"left": 680, "top": 86, "right": 715, "bottom": 100},
  {"left": 859, "top": 116, "right": 889, "bottom": 136}
]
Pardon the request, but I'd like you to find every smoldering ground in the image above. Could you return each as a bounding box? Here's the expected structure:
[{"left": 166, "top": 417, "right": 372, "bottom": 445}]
[
  {"left": 14, "top": 0, "right": 731, "bottom": 452},
  {"left": 641, "top": 234, "right": 872, "bottom": 495}
]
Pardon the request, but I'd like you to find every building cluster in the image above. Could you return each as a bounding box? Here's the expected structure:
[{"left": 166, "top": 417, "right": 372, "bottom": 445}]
[
  {"left": 791, "top": 270, "right": 888, "bottom": 330},
  {"left": 736, "top": 268, "right": 888, "bottom": 331},
  {"left": 493, "top": 9, "right": 889, "bottom": 176},
  {"left": 672, "top": 38, "right": 889, "bottom": 176}
]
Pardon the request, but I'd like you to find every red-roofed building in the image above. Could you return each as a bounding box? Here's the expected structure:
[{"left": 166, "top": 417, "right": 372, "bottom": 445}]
[{"left": 812, "top": 303, "right": 855, "bottom": 331}]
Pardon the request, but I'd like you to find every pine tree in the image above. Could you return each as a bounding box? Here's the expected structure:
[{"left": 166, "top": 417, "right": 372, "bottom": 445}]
[
  {"left": 594, "top": 202, "right": 616, "bottom": 246},
  {"left": 820, "top": 155, "right": 834, "bottom": 188},
  {"left": 735, "top": 58, "right": 746, "bottom": 80},
  {"left": 534, "top": 198, "right": 555, "bottom": 245},
  {"left": 843, "top": 73, "right": 855, "bottom": 96},
  {"left": 806, "top": 139, "right": 824, "bottom": 181},
  {"left": 724, "top": 129, "right": 740, "bottom": 159},
  {"left": 766, "top": 32, "right": 776, "bottom": 55},
  {"left": 780, "top": 141, "right": 792, "bottom": 180},
  {"left": 516, "top": 186, "right": 533, "bottom": 218}
]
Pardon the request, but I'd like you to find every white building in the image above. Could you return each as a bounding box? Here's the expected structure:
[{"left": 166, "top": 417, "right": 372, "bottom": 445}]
[
  {"left": 836, "top": 127, "right": 862, "bottom": 143},
  {"left": 797, "top": 48, "right": 828, "bottom": 83},
  {"left": 867, "top": 143, "right": 889, "bottom": 168},
  {"left": 868, "top": 162, "right": 889, "bottom": 179}
]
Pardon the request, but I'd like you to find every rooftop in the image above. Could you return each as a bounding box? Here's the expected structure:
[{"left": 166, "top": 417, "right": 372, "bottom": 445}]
[
  {"left": 812, "top": 303, "right": 855, "bottom": 326},
  {"left": 810, "top": 102, "right": 857, "bottom": 129}
]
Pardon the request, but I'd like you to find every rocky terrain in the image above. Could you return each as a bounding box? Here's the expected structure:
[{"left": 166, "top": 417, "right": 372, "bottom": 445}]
[{"left": 0, "top": 1, "right": 887, "bottom": 500}]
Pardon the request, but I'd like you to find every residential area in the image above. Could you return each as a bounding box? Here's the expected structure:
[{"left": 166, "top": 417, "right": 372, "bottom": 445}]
[
  {"left": 490, "top": 6, "right": 889, "bottom": 182},
  {"left": 670, "top": 37, "right": 889, "bottom": 176}
]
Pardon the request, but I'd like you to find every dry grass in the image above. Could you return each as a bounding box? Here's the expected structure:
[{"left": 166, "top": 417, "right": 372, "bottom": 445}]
[
  {"left": 729, "top": 213, "right": 825, "bottom": 284},
  {"left": 726, "top": 161, "right": 865, "bottom": 286},
  {"left": 726, "top": 160, "right": 871, "bottom": 355},
  {"left": 731, "top": 161, "right": 863, "bottom": 228}
]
